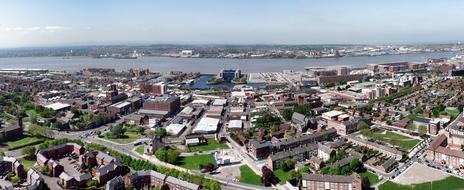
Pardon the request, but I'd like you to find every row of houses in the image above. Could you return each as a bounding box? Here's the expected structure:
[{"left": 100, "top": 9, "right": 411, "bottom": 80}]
[
  {"left": 106, "top": 170, "right": 199, "bottom": 190},
  {"left": 36, "top": 143, "right": 123, "bottom": 189}
]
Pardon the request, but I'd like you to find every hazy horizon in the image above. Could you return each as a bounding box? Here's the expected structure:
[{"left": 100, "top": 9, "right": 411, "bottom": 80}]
[{"left": 1, "top": 0, "right": 464, "bottom": 48}]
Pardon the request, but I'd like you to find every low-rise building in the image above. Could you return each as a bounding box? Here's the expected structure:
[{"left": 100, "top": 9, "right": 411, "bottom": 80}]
[{"left": 301, "top": 173, "right": 362, "bottom": 190}]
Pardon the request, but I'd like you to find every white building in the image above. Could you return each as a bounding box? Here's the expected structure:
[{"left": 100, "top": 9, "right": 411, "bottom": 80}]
[{"left": 193, "top": 117, "right": 220, "bottom": 134}]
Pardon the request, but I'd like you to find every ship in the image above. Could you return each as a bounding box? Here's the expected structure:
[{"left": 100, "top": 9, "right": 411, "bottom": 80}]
[{"left": 113, "top": 50, "right": 138, "bottom": 59}]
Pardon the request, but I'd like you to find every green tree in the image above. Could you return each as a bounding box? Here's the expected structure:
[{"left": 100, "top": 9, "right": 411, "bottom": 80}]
[
  {"left": 109, "top": 124, "right": 125, "bottom": 138},
  {"left": 155, "top": 127, "right": 167, "bottom": 138},
  {"left": 166, "top": 149, "right": 180, "bottom": 164},
  {"left": 22, "top": 146, "right": 36, "bottom": 160},
  {"left": 357, "top": 121, "right": 369, "bottom": 131},
  {"left": 282, "top": 109, "right": 293, "bottom": 121},
  {"left": 155, "top": 147, "right": 168, "bottom": 162}
]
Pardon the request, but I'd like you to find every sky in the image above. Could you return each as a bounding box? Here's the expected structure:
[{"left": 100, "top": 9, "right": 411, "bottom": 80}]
[{"left": 0, "top": 0, "right": 463, "bottom": 48}]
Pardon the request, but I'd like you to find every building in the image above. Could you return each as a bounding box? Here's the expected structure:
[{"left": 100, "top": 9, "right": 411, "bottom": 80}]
[
  {"left": 125, "top": 170, "right": 199, "bottom": 190},
  {"left": 44, "top": 102, "right": 71, "bottom": 112},
  {"left": 426, "top": 134, "right": 464, "bottom": 169},
  {"left": 140, "top": 96, "right": 181, "bottom": 117},
  {"left": 267, "top": 144, "right": 317, "bottom": 170},
  {"left": 301, "top": 173, "right": 362, "bottom": 190},
  {"left": 140, "top": 82, "right": 167, "bottom": 95},
  {"left": 317, "top": 144, "right": 334, "bottom": 161},
  {"left": 0, "top": 117, "right": 23, "bottom": 142},
  {"left": 36, "top": 143, "right": 122, "bottom": 189},
  {"left": 316, "top": 74, "right": 366, "bottom": 86},
  {"left": 105, "top": 84, "right": 128, "bottom": 104},
  {"left": 192, "top": 117, "right": 220, "bottom": 134},
  {"left": 346, "top": 135, "right": 403, "bottom": 160},
  {"left": 165, "top": 124, "right": 186, "bottom": 136},
  {"left": 247, "top": 140, "right": 272, "bottom": 160}
]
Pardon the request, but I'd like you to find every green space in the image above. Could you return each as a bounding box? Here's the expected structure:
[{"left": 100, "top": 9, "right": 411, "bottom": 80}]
[
  {"left": 273, "top": 168, "right": 291, "bottom": 184},
  {"left": 239, "top": 165, "right": 262, "bottom": 186},
  {"left": 135, "top": 146, "right": 144, "bottom": 155},
  {"left": 359, "top": 171, "right": 381, "bottom": 185},
  {"left": 361, "top": 129, "right": 421, "bottom": 151},
  {"left": 177, "top": 154, "right": 216, "bottom": 170},
  {"left": 189, "top": 140, "right": 229, "bottom": 152},
  {"left": 101, "top": 130, "right": 141, "bottom": 144},
  {"left": 3, "top": 135, "right": 46, "bottom": 149},
  {"left": 445, "top": 107, "right": 460, "bottom": 118},
  {"left": 18, "top": 157, "right": 36, "bottom": 170},
  {"left": 378, "top": 176, "right": 464, "bottom": 190}
]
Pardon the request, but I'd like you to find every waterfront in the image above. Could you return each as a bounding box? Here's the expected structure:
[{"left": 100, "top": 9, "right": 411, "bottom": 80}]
[{"left": 0, "top": 52, "right": 456, "bottom": 73}]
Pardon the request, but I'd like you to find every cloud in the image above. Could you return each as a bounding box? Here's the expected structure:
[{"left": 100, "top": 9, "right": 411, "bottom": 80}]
[{"left": 4, "top": 26, "right": 71, "bottom": 32}]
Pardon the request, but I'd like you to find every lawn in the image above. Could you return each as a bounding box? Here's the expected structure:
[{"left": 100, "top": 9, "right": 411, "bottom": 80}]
[
  {"left": 445, "top": 107, "right": 460, "bottom": 118},
  {"left": 101, "top": 131, "right": 141, "bottom": 144},
  {"left": 4, "top": 135, "right": 46, "bottom": 149},
  {"left": 239, "top": 165, "right": 262, "bottom": 186},
  {"left": 273, "top": 168, "right": 291, "bottom": 184},
  {"left": 379, "top": 176, "right": 464, "bottom": 190},
  {"left": 359, "top": 171, "right": 381, "bottom": 185},
  {"left": 135, "top": 146, "right": 144, "bottom": 155},
  {"left": 18, "top": 157, "right": 36, "bottom": 170},
  {"left": 177, "top": 154, "right": 217, "bottom": 170},
  {"left": 363, "top": 130, "right": 421, "bottom": 151},
  {"left": 189, "top": 140, "right": 229, "bottom": 152}
]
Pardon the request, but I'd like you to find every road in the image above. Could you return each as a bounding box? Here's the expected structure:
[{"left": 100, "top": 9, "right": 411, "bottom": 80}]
[{"left": 50, "top": 118, "right": 273, "bottom": 190}]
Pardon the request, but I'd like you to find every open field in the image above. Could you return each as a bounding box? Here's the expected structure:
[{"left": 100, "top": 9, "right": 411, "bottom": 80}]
[
  {"left": 392, "top": 163, "right": 449, "bottom": 185},
  {"left": 189, "top": 140, "right": 229, "bottom": 152},
  {"left": 379, "top": 176, "right": 464, "bottom": 190},
  {"left": 363, "top": 129, "right": 421, "bottom": 151},
  {"left": 3, "top": 135, "right": 46, "bottom": 149},
  {"left": 177, "top": 154, "right": 216, "bottom": 170},
  {"left": 101, "top": 131, "right": 141, "bottom": 144},
  {"left": 239, "top": 165, "right": 262, "bottom": 186},
  {"left": 135, "top": 146, "right": 144, "bottom": 154},
  {"left": 359, "top": 171, "right": 381, "bottom": 185},
  {"left": 18, "top": 157, "right": 36, "bottom": 170},
  {"left": 273, "top": 168, "right": 291, "bottom": 184}
]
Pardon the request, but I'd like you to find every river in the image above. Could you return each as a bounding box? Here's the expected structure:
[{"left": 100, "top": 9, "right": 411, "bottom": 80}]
[{"left": 0, "top": 52, "right": 455, "bottom": 73}]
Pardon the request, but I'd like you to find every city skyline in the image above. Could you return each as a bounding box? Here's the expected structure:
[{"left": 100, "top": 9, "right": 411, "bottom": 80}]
[{"left": 1, "top": 0, "right": 464, "bottom": 48}]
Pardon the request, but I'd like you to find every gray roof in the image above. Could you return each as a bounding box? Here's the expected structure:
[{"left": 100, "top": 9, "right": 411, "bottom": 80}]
[
  {"left": 165, "top": 176, "right": 199, "bottom": 190},
  {"left": 381, "top": 158, "right": 397, "bottom": 170},
  {"left": 97, "top": 162, "right": 119, "bottom": 176},
  {"left": 248, "top": 139, "right": 272, "bottom": 149},
  {"left": 105, "top": 176, "right": 124, "bottom": 190},
  {"left": 302, "top": 173, "right": 357, "bottom": 183},
  {"left": 269, "top": 144, "right": 317, "bottom": 161}
]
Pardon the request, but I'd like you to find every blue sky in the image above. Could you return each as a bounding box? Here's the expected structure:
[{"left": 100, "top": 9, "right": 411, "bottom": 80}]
[{"left": 0, "top": 0, "right": 463, "bottom": 47}]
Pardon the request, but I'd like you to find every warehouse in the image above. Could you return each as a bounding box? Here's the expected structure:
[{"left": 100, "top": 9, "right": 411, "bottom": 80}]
[{"left": 192, "top": 117, "right": 220, "bottom": 134}]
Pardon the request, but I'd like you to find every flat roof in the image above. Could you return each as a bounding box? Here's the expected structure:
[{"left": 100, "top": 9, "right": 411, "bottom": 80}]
[
  {"left": 166, "top": 124, "right": 186, "bottom": 136},
  {"left": 193, "top": 117, "right": 219, "bottom": 133},
  {"left": 45, "top": 102, "right": 70, "bottom": 111},
  {"left": 111, "top": 101, "right": 131, "bottom": 109},
  {"left": 322, "top": 110, "right": 344, "bottom": 118},
  {"left": 229, "top": 120, "right": 242, "bottom": 129},
  {"left": 212, "top": 99, "right": 227, "bottom": 106}
]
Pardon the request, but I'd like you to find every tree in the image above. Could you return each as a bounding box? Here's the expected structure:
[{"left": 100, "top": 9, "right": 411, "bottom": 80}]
[
  {"left": 261, "top": 166, "right": 274, "bottom": 186},
  {"left": 349, "top": 158, "right": 363, "bottom": 172},
  {"left": 135, "top": 126, "right": 145, "bottom": 134},
  {"left": 282, "top": 109, "right": 293, "bottom": 121},
  {"left": 357, "top": 121, "right": 369, "bottom": 131},
  {"left": 86, "top": 179, "right": 98, "bottom": 187},
  {"left": 160, "top": 184, "right": 170, "bottom": 190},
  {"left": 294, "top": 104, "right": 311, "bottom": 116},
  {"left": 166, "top": 149, "right": 180, "bottom": 164},
  {"left": 155, "top": 147, "right": 168, "bottom": 162},
  {"left": 155, "top": 127, "right": 167, "bottom": 138},
  {"left": 22, "top": 147, "right": 36, "bottom": 160},
  {"left": 282, "top": 158, "right": 297, "bottom": 171},
  {"left": 10, "top": 175, "right": 20, "bottom": 184},
  {"left": 361, "top": 176, "right": 371, "bottom": 190},
  {"left": 109, "top": 124, "right": 125, "bottom": 138}
]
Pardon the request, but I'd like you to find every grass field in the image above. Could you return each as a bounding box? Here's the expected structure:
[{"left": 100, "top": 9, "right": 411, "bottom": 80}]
[
  {"left": 18, "top": 157, "right": 36, "bottom": 170},
  {"left": 379, "top": 176, "right": 464, "bottom": 190},
  {"left": 189, "top": 140, "right": 229, "bottom": 152},
  {"left": 135, "top": 146, "right": 144, "bottom": 155},
  {"left": 4, "top": 135, "right": 46, "bottom": 149},
  {"left": 239, "top": 165, "right": 262, "bottom": 186},
  {"left": 359, "top": 171, "right": 381, "bottom": 185},
  {"left": 364, "top": 130, "right": 421, "bottom": 151},
  {"left": 177, "top": 154, "right": 216, "bottom": 170},
  {"left": 445, "top": 107, "right": 460, "bottom": 118},
  {"left": 101, "top": 131, "right": 141, "bottom": 144},
  {"left": 273, "top": 168, "right": 291, "bottom": 184}
]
